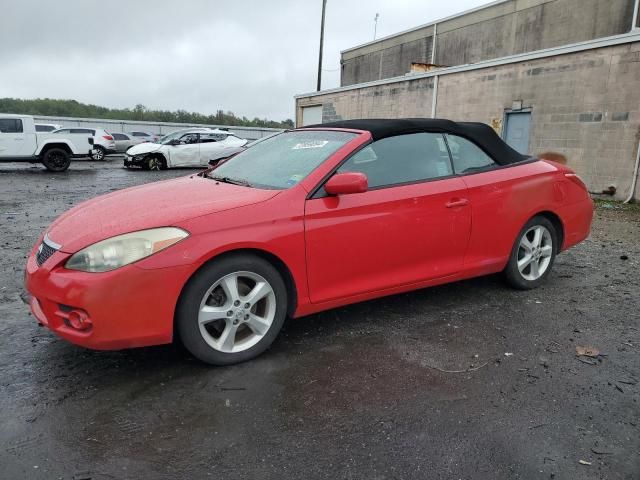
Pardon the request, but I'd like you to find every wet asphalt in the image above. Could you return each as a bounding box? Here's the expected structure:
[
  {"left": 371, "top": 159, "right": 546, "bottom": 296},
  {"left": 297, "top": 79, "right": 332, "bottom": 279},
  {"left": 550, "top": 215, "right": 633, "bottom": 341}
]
[{"left": 0, "top": 158, "right": 638, "bottom": 479}]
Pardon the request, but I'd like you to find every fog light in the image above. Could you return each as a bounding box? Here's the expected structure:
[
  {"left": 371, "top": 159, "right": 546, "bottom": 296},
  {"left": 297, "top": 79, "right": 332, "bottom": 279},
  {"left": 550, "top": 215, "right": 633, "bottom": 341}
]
[
  {"left": 57, "top": 306, "right": 92, "bottom": 331},
  {"left": 68, "top": 310, "right": 89, "bottom": 330}
]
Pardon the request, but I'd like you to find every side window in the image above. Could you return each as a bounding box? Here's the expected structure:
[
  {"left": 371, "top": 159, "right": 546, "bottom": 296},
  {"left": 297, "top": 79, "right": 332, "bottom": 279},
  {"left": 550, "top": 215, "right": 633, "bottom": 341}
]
[
  {"left": 445, "top": 134, "right": 497, "bottom": 174},
  {"left": 337, "top": 132, "right": 453, "bottom": 189},
  {"left": 70, "top": 128, "right": 92, "bottom": 134},
  {"left": 199, "top": 133, "right": 226, "bottom": 143},
  {"left": 179, "top": 133, "right": 199, "bottom": 144},
  {"left": 0, "top": 119, "right": 23, "bottom": 133},
  {"left": 112, "top": 133, "right": 126, "bottom": 140}
]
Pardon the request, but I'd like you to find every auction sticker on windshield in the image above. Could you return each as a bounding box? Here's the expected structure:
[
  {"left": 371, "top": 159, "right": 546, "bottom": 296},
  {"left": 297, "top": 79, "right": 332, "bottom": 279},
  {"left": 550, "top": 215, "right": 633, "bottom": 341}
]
[{"left": 292, "top": 140, "right": 329, "bottom": 150}]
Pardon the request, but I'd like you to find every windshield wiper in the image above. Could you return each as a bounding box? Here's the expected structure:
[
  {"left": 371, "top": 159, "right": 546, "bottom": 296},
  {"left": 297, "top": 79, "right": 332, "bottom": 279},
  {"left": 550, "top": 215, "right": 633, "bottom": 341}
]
[{"left": 208, "top": 175, "right": 253, "bottom": 187}]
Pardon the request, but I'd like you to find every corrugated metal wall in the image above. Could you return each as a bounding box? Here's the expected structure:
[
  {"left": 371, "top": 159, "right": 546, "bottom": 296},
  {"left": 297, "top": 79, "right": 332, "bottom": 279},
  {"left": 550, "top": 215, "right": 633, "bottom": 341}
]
[{"left": 32, "top": 115, "right": 283, "bottom": 141}]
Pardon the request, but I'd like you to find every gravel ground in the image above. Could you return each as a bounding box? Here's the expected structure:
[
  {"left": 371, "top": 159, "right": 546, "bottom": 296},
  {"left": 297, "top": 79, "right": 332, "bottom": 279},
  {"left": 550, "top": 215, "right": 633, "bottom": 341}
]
[{"left": 0, "top": 158, "right": 639, "bottom": 480}]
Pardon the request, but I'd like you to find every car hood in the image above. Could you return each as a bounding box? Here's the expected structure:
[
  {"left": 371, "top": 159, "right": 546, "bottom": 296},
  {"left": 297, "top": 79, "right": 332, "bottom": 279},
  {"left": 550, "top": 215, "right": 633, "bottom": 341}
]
[
  {"left": 46, "top": 176, "right": 279, "bottom": 253},
  {"left": 126, "top": 142, "right": 162, "bottom": 155}
]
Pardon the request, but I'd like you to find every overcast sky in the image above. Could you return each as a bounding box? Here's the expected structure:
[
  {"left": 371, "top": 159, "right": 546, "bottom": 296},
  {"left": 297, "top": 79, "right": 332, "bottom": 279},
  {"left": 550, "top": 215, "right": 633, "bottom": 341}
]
[{"left": 0, "top": 0, "right": 490, "bottom": 121}]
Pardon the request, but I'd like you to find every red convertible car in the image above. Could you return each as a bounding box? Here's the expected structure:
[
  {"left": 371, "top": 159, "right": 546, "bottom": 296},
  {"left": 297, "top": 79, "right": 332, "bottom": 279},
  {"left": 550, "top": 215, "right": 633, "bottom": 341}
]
[{"left": 25, "top": 119, "right": 593, "bottom": 365}]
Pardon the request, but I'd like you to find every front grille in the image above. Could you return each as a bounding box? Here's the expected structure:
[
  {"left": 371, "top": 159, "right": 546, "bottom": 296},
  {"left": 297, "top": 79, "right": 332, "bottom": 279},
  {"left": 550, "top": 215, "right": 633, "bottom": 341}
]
[{"left": 36, "top": 240, "right": 57, "bottom": 266}]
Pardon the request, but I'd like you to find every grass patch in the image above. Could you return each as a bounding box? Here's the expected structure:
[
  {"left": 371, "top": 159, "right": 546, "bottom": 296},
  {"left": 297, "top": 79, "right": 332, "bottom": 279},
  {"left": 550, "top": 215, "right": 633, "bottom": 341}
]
[{"left": 593, "top": 198, "right": 640, "bottom": 212}]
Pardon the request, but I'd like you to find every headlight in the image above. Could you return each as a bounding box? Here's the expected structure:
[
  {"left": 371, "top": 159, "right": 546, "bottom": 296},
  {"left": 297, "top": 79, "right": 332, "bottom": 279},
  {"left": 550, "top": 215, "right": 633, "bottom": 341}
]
[{"left": 65, "top": 227, "right": 189, "bottom": 272}]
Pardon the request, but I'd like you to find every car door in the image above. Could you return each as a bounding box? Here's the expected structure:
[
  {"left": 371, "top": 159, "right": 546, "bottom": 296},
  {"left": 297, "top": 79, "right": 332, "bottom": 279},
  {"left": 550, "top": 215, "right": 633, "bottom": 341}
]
[
  {"left": 170, "top": 133, "right": 201, "bottom": 167},
  {"left": 0, "top": 118, "right": 33, "bottom": 156},
  {"left": 304, "top": 132, "right": 471, "bottom": 304},
  {"left": 445, "top": 134, "right": 533, "bottom": 270}
]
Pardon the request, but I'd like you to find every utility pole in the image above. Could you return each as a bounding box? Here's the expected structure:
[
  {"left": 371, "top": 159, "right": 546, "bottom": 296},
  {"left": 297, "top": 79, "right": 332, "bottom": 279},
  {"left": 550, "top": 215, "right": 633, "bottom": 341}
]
[
  {"left": 374, "top": 13, "right": 379, "bottom": 40},
  {"left": 316, "top": 0, "right": 327, "bottom": 92}
]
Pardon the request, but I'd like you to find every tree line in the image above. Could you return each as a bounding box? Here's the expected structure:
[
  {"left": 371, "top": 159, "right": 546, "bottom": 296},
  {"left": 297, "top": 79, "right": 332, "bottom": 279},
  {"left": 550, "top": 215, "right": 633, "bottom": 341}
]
[{"left": 0, "top": 98, "right": 294, "bottom": 129}]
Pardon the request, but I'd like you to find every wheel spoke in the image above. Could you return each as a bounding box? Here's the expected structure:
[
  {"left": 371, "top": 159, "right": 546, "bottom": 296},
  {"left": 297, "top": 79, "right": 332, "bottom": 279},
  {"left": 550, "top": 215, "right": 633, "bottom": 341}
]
[
  {"left": 540, "top": 245, "right": 552, "bottom": 257},
  {"left": 530, "top": 259, "right": 540, "bottom": 278},
  {"left": 217, "top": 322, "right": 238, "bottom": 351},
  {"left": 198, "top": 305, "right": 229, "bottom": 325},
  {"left": 532, "top": 227, "right": 542, "bottom": 248},
  {"left": 518, "top": 254, "right": 533, "bottom": 271},
  {"left": 243, "top": 281, "right": 272, "bottom": 305},
  {"left": 520, "top": 237, "right": 534, "bottom": 253},
  {"left": 246, "top": 314, "right": 270, "bottom": 336},
  {"left": 220, "top": 275, "right": 240, "bottom": 303}
]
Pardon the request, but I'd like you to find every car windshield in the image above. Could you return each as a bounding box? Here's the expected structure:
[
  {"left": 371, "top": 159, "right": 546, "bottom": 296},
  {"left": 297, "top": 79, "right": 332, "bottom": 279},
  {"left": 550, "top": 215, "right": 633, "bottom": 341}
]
[{"left": 209, "top": 130, "right": 357, "bottom": 189}]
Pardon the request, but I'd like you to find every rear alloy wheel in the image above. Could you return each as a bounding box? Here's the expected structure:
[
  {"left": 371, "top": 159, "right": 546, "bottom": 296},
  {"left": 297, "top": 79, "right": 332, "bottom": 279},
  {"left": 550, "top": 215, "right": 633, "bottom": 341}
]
[
  {"left": 91, "top": 146, "right": 106, "bottom": 161},
  {"left": 504, "top": 216, "right": 557, "bottom": 289},
  {"left": 177, "top": 255, "right": 287, "bottom": 365},
  {"left": 41, "top": 148, "right": 71, "bottom": 172}
]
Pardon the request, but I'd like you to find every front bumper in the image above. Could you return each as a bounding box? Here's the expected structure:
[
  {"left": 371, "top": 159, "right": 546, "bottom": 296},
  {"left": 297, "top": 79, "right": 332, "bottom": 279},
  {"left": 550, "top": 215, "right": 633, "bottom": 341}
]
[
  {"left": 24, "top": 247, "right": 192, "bottom": 350},
  {"left": 123, "top": 154, "right": 146, "bottom": 167}
]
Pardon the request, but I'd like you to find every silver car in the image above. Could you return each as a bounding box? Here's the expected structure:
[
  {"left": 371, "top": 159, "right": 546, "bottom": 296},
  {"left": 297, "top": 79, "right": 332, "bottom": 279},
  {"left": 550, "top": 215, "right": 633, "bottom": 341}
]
[
  {"left": 129, "top": 131, "right": 161, "bottom": 143},
  {"left": 111, "top": 132, "right": 145, "bottom": 153}
]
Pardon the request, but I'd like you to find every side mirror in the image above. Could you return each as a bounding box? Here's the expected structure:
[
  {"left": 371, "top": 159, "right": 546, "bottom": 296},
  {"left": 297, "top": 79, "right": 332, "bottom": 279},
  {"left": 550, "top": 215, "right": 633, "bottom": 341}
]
[
  {"left": 324, "top": 172, "right": 368, "bottom": 195},
  {"left": 169, "top": 139, "right": 181, "bottom": 146}
]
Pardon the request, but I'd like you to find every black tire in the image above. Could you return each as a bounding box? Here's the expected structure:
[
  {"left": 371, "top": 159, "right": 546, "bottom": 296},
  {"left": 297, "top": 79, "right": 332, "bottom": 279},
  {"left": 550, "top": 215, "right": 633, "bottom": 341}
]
[
  {"left": 91, "top": 146, "right": 106, "bottom": 161},
  {"left": 504, "top": 215, "right": 558, "bottom": 290},
  {"left": 145, "top": 155, "right": 165, "bottom": 171},
  {"left": 41, "top": 148, "right": 71, "bottom": 172},
  {"left": 176, "top": 254, "right": 288, "bottom": 365}
]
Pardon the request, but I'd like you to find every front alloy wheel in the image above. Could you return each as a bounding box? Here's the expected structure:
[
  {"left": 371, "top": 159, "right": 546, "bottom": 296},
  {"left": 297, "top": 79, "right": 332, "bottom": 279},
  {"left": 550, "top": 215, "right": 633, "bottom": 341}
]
[
  {"left": 198, "top": 271, "right": 276, "bottom": 353},
  {"left": 146, "top": 156, "right": 163, "bottom": 171},
  {"left": 177, "top": 254, "right": 288, "bottom": 365}
]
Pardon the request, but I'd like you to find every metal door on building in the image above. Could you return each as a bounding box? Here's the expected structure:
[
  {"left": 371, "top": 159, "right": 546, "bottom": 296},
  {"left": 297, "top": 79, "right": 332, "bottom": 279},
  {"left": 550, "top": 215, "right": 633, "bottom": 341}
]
[
  {"left": 301, "top": 105, "right": 323, "bottom": 126},
  {"left": 503, "top": 111, "right": 531, "bottom": 154}
]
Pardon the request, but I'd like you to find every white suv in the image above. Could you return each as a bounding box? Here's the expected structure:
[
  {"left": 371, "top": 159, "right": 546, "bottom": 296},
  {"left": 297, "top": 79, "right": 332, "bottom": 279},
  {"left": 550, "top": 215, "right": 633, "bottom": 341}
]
[{"left": 52, "top": 127, "right": 116, "bottom": 160}]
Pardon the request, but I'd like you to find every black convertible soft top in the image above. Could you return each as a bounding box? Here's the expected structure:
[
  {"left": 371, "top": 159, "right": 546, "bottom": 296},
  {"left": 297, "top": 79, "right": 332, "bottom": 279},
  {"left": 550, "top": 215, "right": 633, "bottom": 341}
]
[{"left": 301, "top": 118, "right": 528, "bottom": 165}]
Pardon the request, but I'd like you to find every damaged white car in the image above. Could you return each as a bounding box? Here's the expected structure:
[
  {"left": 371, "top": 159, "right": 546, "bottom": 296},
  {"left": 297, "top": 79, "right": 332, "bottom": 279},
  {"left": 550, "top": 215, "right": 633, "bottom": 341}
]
[{"left": 124, "top": 128, "right": 248, "bottom": 170}]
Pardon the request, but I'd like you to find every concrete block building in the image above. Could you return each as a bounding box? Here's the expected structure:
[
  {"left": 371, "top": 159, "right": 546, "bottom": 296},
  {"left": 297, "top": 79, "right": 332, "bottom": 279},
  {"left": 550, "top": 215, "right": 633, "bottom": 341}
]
[{"left": 295, "top": 0, "right": 640, "bottom": 200}]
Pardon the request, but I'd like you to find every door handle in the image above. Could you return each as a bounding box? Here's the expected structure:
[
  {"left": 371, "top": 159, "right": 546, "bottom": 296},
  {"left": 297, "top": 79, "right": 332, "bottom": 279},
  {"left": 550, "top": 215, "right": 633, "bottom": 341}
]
[{"left": 445, "top": 198, "right": 469, "bottom": 208}]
